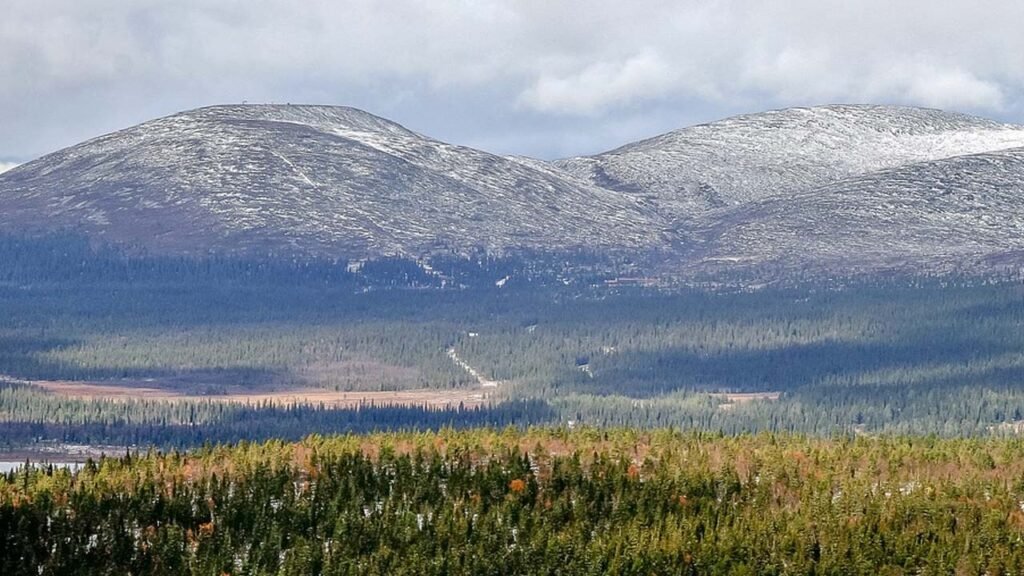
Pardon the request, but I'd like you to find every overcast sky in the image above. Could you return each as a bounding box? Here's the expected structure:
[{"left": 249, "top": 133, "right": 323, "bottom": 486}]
[{"left": 2, "top": 0, "right": 1023, "bottom": 165}]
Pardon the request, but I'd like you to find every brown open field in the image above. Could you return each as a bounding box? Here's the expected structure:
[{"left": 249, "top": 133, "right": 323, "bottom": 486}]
[
  {"left": 18, "top": 378, "right": 489, "bottom": 409},
  {"left": 709, "top": 391, "right": 781, "bottom": 410}
]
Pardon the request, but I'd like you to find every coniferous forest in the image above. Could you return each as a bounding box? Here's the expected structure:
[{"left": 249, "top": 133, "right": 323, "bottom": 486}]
[
  {"left": 4, "top": 0, "right": 1024, "bottom": 571},
  {"left": 8, "top": 429, "right": 1024, "bottom": 575},
  {"left": 3, "top": 235, "right": 1024, "bottom": 446},
  {"left": 3, "top": 235, "right": 1024, "bottom": 573}
]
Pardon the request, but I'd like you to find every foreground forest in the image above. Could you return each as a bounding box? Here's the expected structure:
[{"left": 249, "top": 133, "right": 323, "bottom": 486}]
[{"left": 6, "top": 429, "right": 1024, "bottom": 574}]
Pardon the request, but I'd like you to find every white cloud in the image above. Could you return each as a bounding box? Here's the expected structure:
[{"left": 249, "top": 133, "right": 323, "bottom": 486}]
[
  {"left": 0, "top": 162, "right": 18, "bottom": 174},
  {"left": 518, "top": 50, "right": 679, "bottom": 115},
  {"left": 898, "top": 66, "right": 1006, "bottom": 111},
  {"left": 1, "top": 0, "right": 1023, "bottom": 159}
]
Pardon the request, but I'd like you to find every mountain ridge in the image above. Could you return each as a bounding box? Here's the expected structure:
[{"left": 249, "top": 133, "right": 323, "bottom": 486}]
[
  {"left": 686, "top": 145, "right": 1024, "bottom": 276},
  {"left": 2, "top": 103, "right": 1024, "bottom": 281},
  {"left": 0, "top": 104, "right": 660, "bottom": 257},
  {"left": 556, "top": 104, "right": 1024, "bottom": 218}
]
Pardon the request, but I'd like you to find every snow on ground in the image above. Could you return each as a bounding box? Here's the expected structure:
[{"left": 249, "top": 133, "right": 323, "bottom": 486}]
[{"left": 4, "top": 103, "right": 1024, "bottom": 279}]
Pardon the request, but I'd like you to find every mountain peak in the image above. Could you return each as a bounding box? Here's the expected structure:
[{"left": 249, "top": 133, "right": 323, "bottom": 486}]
[
  {"left": 557, "top": 104, "right": 1024, "bottom": 214},
  {"left": 0, "top": 103, "right": 656, "bottom": 258},
  {"left": 2, "top": 103, "right": 1024, "bottom": 280},
  {"left": 168, "top": 104, "right": 421, "bottom": 138}
]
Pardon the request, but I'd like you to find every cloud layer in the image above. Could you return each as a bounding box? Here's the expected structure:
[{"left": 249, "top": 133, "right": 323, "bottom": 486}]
[{"left": 2, "top": 0, "right": 1023, "bottom": 160}]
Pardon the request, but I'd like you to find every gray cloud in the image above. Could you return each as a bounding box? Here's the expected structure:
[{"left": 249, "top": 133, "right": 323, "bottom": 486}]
[{"left": 2, "top": 0, "right": 1023, "bottom": 161}]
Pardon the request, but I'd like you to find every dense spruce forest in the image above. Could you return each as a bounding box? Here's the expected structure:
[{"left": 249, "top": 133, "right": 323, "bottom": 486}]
[
  {"left": 7, "top": 429, "right": 1024, "bottom": 574},
  {"left": 2, "top": 234, "right": 1024, "bottom": 449}
]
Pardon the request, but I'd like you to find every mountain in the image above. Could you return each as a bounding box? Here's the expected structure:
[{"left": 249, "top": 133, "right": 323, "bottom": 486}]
[
  {"left": 2, "top": 103, "right": 1024, "bottom": 282},
  {"left": 557, "top": 105, "right": 1024, "bottom": 219},
  {"left": 686, "top": 146, "right": 1024, "bottom": 276},
  {"left": 0, "top": 105, "right": 658, "bottom": 257}
]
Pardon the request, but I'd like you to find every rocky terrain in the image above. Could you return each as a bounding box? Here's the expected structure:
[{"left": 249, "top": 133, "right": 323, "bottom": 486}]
[
  {"left": 688, "top": 146, "right": 1024, "bottom": 276},
  {"left": 0, "top": 105, "right": 659, "bottom": 257},
  {"left": 558, "top": 105, "right": 1024, "bottom": 218}
]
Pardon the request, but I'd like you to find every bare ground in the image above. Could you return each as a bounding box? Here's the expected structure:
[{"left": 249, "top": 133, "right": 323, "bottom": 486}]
[
  {"left": 709, "top": 391, "right": 781, "bottom": 410},
  {"left": 297, "top": 360, "right": 426, "bottom": 391},
  {"left": 14, "top": 377, "right": 489, "bottom": 409}
]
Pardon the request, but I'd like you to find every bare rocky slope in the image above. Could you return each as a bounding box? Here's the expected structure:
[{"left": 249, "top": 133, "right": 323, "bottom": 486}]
[
  {"left": 0, "top": 105, "right": 659, "bottom": 257},
  {"left": 2, "top": 103, "right": 1024, "bottom": 280},
  {"left": 557, "top": 105, "right": 1024, "bottom": 220},
  {"left": 687, "top": 146, "right": 1024, "bottom": 277}
]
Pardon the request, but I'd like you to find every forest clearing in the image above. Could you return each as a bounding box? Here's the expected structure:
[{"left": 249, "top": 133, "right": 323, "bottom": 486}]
[
  {"left": 709, "top": 391, "right": 782, "bottom": 409},
  {"left": 9, "top": 376, "right": 489, "bottom": 409}
]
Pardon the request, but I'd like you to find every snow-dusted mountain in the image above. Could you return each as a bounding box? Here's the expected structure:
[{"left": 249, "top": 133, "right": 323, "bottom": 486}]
[
  {"left": 687, "top": 146, "right": 1024, "bottom": 276},
  {"left": 2, "top": 103, "right": 1024, "bottom": 281},
  {"left": 0, "top": 105, "right": 658, "bottom": 257},
  {"left": 557, "top": 105, "right": 1024, "bottom": 219}
]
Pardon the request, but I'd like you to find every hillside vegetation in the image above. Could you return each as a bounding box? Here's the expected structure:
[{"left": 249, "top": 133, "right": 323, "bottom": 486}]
[
  {"left": 2, "top": 235, "right": 1024, "bottom": 446},
  {"left": 6, "top": 429, "right": 1024, "bottom": 574}
]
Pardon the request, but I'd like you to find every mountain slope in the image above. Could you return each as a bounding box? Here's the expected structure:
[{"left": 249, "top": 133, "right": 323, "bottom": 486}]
[
  {"left": 3, "top": 103, "right": 1024, "bottom": 282},
  {"left": 557, "top": 105, "right": 1024, "bottom": 219},
  {"left": 687, "top": 146, "right": 1024, "bottom": 276},
  {"left": 0, "top": 105, "right": 658, "bottom": 257}
]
